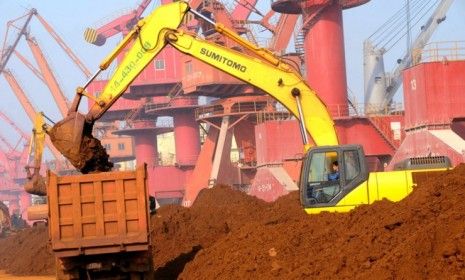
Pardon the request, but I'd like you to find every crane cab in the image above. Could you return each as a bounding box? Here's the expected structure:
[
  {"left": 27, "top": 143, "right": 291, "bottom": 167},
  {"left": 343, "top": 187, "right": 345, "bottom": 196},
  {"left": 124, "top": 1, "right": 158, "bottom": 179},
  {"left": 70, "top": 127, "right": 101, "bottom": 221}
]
[{"left": 300, "top": 145, "right": 369, "bottom": 211}]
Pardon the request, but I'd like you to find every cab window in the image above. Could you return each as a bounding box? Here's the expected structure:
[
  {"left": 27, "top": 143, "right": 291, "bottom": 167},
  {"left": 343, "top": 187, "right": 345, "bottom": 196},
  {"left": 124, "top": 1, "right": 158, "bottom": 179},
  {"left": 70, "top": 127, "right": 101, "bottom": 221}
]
[
  {"left": 343, "top": 150, "right": 360, "bottom": 182},
  {"left": 306, "top": 151, "right": 340, "bottom": 203}
]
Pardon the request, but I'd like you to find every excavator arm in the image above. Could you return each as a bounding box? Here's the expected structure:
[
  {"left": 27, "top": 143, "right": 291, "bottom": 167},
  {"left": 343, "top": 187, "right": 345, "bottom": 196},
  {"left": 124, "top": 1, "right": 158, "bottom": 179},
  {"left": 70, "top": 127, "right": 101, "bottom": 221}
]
[
  {"left": 164, "top": 29, "right": 337, "bottom": 146},
  {"left": 49, "top": 2, "right": 190, "bottom": 173},
  {"left": 24, "top": 112, "right": 47, "bottom": 195},
  {"left": 48, "top": 1, "right": 337, "bottom": 173}
]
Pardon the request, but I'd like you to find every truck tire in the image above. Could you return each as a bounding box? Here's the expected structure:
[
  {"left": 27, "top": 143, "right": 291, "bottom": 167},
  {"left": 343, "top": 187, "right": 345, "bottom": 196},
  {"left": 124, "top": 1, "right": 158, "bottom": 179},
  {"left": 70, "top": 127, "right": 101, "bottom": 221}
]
[
  {"left": 55, "top": 258, "right": 79, "bottom": 280},
  {"left": 129, "top": 251, "right": 154, "bottom": 280},
  {"left": 130, "top": 271, "right": 154, "bottom": 280}
]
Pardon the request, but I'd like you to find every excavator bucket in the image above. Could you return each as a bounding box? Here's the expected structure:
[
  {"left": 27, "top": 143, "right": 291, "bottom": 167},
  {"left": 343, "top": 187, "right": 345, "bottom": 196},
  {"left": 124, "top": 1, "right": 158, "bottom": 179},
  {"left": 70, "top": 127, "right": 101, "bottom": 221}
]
[
  {"left": 24, "top": 174, "right": 46, "bottom": 196},
  {"left": 48, "top": 112, "right": 113, "bottom": 173}
]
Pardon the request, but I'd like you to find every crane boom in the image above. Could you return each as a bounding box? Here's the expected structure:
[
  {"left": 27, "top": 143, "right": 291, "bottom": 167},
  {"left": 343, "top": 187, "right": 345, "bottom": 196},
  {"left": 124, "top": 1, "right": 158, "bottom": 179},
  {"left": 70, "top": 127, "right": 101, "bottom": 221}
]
[
  {"left": 270, "top": 14, "right": 299, "bottom": 52},
  {"left": 384, "top": 0, "right": 453, "bottom": 104},
  {"left": 13, "top": 50, "right": 46, "bottom": 84},
  {"left": 83, "top": 0, "right": 152, "bottom": 46},
  {"left": 364, "top": 0, "right": 454, "bottom": 110},
  {"left": 0, "top": 111, "right": 29, "bottom": 140},
  {"left": 0, "top": 134, "right": 14, "bottom": 153},
  {"left": 2, "top": 70, "right": 62, "bottom": 160},
  {"left": 231, "top": 0, "right": 260, "bottom": 19},
  {"left": 0, "top": 10, "right": 35, "bottom": 74},
  {"left": 25, "top": 34, "right": 69, "bottom": 117},
  {"left": 35, "top": 13, "right": 92, "bottom": 77}
]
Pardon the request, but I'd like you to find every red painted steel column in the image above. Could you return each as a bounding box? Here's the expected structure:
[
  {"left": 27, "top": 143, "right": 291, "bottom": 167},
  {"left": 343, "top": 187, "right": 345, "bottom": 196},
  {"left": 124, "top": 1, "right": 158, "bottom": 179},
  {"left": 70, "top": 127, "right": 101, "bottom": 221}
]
[
  {"left": 304, "top": 2, "right": 348, "bottom": 117},
  {"left": 134, "top": 131, "right": 158, "bottom": 196},
  {"left": 173, "top": 111, "right": 200, "bottom": 166},
  {"left": 134, "top": 132, "right": 158, "bottom": 168}
]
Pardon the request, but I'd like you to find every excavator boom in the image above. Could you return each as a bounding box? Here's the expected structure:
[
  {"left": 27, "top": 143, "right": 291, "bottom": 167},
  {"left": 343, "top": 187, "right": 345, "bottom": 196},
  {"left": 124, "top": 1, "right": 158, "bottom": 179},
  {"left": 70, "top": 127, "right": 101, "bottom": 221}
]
[
  {"left": 48, "top": 1, "right": 337, "bottom": 173},
  {"left": 48, "top": 2, "right": 190, "bottom": 173}
]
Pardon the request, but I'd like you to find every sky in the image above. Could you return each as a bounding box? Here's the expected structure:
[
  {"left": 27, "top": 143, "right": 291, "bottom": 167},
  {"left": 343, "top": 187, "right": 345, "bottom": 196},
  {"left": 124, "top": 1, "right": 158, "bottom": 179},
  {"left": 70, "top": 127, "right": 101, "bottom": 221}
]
[{"left": 0, "top": 0, "right": 463, "bottom": 157}]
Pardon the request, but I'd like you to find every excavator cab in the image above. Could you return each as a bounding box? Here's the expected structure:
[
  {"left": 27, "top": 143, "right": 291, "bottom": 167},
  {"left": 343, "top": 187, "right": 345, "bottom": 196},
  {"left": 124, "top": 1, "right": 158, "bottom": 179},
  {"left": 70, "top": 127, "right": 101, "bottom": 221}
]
[{"left": 300, "top": 145, "right": 369, "bottom": 208}]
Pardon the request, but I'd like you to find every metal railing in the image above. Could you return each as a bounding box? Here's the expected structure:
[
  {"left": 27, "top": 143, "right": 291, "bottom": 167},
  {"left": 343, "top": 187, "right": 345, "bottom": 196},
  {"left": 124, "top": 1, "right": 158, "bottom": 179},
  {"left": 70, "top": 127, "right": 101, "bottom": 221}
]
[
  {"left": 405, "top": 117, "right": 452, "bottom": 132},
  {"left": 145, "top": 96, "right": 198, "bottom": 112},
  {"left": 414, "top": 41, "right": 465, "bottom": 64},
  {"left": 195, "top": 100, "right": 275, "bottom": 119},
  {"left": 329, "top": 102, "right": 404, "bottom": 118},
  {"left": 195, "top": 100, "right": 404, "bottom": 121},
  {"left": 195, "top": 104, "right": 225, "bottom": 119}
]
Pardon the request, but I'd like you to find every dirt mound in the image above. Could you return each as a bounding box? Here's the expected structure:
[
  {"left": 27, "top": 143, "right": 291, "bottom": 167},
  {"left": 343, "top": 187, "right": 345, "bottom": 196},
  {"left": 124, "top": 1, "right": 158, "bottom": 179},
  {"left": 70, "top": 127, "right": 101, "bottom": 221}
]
[
  {"left": 2, "top": 166, "right": 465, "bottom": 279},
  {"left": 151, "top": 185, "right": 269, "bottom": 278},
  {"left": 0, "top": 227, "right": 54, "bottom": 276},
  {"left": 177, "top": 166, "right": 465, "bottom": 279}
]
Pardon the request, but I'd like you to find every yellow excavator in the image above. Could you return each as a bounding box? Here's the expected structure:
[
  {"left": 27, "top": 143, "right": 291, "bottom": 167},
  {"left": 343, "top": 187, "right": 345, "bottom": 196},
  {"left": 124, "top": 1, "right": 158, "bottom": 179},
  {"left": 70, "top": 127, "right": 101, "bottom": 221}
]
[
  {"left": 24, "top": 112, "right": 47, "bottom": 196},
  {"left": 46, "top": 1, "right": 447, "bottom": 213},
  {"left": 23, "top": 112, "right": 49, "bottom": 226}
]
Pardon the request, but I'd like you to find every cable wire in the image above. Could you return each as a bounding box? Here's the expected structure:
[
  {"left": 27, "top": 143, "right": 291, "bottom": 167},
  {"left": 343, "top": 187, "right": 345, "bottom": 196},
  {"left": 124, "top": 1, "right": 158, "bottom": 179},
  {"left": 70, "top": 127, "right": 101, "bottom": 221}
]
[
  {"left": 369, "top": 0, "right": 423, "bottom": 43},
  {"left": 383, "top": 0, "right": 439, "bottom": 52},
  {"left": 373, "top": 0, "right": 430, "bottom": 47},
  {"left": 376, "top": 0, "right": 434, "bottom": 48}
]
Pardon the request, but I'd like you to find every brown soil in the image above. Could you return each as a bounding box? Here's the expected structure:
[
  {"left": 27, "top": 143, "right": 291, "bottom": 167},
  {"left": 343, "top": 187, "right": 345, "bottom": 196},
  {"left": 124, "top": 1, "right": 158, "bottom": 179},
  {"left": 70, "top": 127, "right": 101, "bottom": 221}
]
[
  {"left": 153, "top": 166, "right": 465, "bottom": 279},
  {"left": 24, "top": 174, "right": 47, "bottom": 196},
  {"left": 48, "top": 113, "right": 113, "bottom": 174},
  {"left": 2, "top": 166, "right": 465, "bottom": 279},
  {"left": 78, "top": 134, "right": 114, "bottom": 174},
  {"left": 0, "top": 227, "right": 54, "bottom": 276}
]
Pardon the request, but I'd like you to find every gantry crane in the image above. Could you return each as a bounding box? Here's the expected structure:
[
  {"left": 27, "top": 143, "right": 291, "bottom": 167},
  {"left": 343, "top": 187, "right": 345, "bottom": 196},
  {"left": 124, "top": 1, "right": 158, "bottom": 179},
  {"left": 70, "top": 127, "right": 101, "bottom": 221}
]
[
  {"left": 1, "top": 8, "right": 93, "bottom": 164},
  {"left": 1, "top": 9, "right": 90, "bottom": 76}
]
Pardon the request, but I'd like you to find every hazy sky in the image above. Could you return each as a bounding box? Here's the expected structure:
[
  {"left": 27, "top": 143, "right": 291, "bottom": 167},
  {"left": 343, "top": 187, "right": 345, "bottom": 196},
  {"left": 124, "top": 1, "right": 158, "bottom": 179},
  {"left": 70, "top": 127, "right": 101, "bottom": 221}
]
[{"left": 0, "top": 0, "right": 463, "bottom": 155}]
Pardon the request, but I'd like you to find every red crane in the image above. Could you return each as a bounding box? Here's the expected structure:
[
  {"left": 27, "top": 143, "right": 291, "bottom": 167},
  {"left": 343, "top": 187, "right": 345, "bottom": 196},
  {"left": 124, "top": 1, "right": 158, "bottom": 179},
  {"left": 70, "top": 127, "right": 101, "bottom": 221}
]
[
  {"left": 84, "top": 0, "right": 153, "bottom": 46},
  {"left": 24, "top": 33, "right": 69, "bottom": 117},
  {"left": 0, "top": 111, "right": 32, "bottom": 176},
  {"left": 2, "top": 69, "right": 62, "bottom": 160},
  {"left": 0, "top": 110, "right": 30, "bottom": 141},
  {"left": 0, "top": 133, "right": 24, "bottom": 180},
  {"left": 34, "top": 12, "right": 91, "bottom": 78},
  {"left": 1, "top": 8, "right": 91, "bottom": 119},
  {"left": 1, "top": 8, "right": 93, "bottom": 164}
]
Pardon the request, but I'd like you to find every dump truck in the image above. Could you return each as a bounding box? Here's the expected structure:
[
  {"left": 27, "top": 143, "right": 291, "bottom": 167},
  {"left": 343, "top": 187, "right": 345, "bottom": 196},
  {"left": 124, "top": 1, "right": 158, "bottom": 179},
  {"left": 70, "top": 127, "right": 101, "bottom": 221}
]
[{"left": 47, "top": 165, "right": 153, "bottom": 279}]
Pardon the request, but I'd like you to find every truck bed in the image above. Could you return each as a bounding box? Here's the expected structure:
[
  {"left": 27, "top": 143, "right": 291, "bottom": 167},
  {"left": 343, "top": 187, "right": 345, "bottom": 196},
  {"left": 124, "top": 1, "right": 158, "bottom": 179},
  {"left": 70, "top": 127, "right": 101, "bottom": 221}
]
[{"left": 47, "top": 165, "right": 150, "bottom": 258}]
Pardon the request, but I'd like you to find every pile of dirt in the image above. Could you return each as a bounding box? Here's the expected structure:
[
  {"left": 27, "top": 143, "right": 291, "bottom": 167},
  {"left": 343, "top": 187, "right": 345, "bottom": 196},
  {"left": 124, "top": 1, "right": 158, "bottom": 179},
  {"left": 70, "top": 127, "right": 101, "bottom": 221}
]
[
  {"left": 173, "top": 166, "right": 465, "bottom": 279},
  {"left": 2, "top": 166, "right": 465, "bottom": 279},
  {"left": 0, "top": 227, "right": 54, "bottom": 276},
  {"left": 150, "top": 185, "right": 269, "bottom": 278}
]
